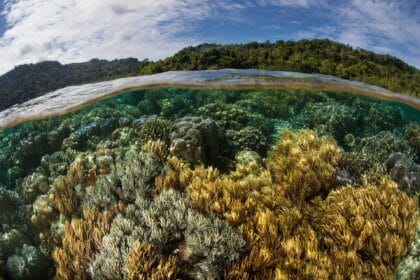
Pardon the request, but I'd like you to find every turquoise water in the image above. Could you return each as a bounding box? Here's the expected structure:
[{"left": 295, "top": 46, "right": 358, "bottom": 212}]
[{"left": 0, "top": 87, "right": 419, "bottom": 279}]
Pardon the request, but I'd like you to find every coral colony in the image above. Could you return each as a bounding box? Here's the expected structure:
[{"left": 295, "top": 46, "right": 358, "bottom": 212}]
[{"left": 0, "top": 87, "right": 419, "bottom": 279}]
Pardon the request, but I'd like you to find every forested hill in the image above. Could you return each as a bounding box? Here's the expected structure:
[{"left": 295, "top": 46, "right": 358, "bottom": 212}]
[
  {"left": 0, "top": 39, "right": 419, "bottom": 111},
  {"left": 0, "top": 58, "right": 145, "bottom": 110},
  {"left": 140, "top": 40, "right": 419, "bottom": 97}
]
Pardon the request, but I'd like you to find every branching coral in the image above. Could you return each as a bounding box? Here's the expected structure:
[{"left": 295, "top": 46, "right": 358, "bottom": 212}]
[
  {"left": 182, "top": 129, "right": 416, "bottom": 279},
  {"left": 115, "top": 150, "right": 163, "bottom": 202},
  {"left": 267, "top": 129, "right": 341, "bottom": 202},
  {"left": 138, "top": 117, "right": 173, "bottom": 146},
  {"left": 124, "top": 240, "right": 180, "bottom": 280},
  {"left": 90, "top": 188, "right": 245, "bottom": 279},
  {"left": 53, "top": 205, "right": 122, "bottom": 280},
  {"left": 50, "top": 160, "right": 84, "bottom": 216},
  {"left": 310, "top": 178, "right": 416, "bottom": 278}
]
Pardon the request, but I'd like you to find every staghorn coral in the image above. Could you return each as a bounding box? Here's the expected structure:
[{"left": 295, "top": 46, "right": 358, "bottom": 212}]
[
  {"left": 115, "top": 150, "right": 163, "bottom": 202},
  {"left": 267, "top": 129, "right": 341, "bottom": 202},
  {"left": 365, "top": 102, "right": 405, "bottom": 133},
  {"left": 197, "top": 102, "right": 272, "bottom": 156},
  {"left": 299, "top": 101, "right": 358, "bottom": 143},
  {"left": 339, "top": 151, "right": 386, "bottom": 185},
  {"left": 405, "top": 123, "right": 420, "bottom": 161},
  {"left": 225, "top": 126, "right": 268, "bottom": 156},
  {"left": 355, "top": 131, "right": 414, "bottom": 163}
]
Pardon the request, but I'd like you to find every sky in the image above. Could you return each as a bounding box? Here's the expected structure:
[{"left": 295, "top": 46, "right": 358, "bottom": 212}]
[{"left": 0, "top": 0, "right": 419, "bottom": 75}]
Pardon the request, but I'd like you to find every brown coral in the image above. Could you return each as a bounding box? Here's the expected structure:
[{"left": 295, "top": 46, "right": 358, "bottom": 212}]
[
  {"left": 182, "top": 129, "right": 416, "bottom": 279},
  {"left": 141, "top": 139, "right": 168, "bottom": 160},
  {"left": 53, "top": 204, "right": 123, "bottom": 280},
  {"left": 50, "top": 161, "right": 84, "bottom": 216},
  {"left": 124, "top": 240, "right": 180, "bottom": 280},
  {"left": 267, "top": 129, "right": 341, "bottom": 202},
  {"left": 310, "top": 178, "right": 416, "bottom": 279}
]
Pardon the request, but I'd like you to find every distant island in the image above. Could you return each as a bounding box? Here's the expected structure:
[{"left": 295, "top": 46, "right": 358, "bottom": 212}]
[{"left": 0, "top": 39, "right": 419, "bottom": 111}]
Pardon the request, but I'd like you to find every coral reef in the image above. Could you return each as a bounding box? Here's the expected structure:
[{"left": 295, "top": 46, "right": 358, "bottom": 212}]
[
  {"left": 396, "top": 216, "right": 420, "bottom": 280},
  {"left": 386, "top": 153, "right": 420, "bottom": 196},
  {"left": 299, "top": 101, "right": 358, "bottom": 143},
  {"left": 182, "top": 130, "right": 416, "bottom": 279},
  {"left": 197, "top": 102, "right": 272, "bottom": 156},
  {"left": 170, "top": 117, "right": 221, "bottom": 164},
  {"left": 53, "top": 206, "right": 121, "bottom": 280},
  {"left": 6, "top": 244, "right": 48, "bottom": 280},
  {"left": 267, "top": 129, "right": 341, "bottom": 202},
  {"left": 0, "top": 87, "right": 418, "bottom": 280}
]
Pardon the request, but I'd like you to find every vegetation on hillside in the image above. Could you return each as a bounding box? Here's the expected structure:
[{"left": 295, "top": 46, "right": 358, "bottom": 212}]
[
  {"left": 0, "top": 39, "right": 418, "bottom": 111},
  {"left": 141, "top": 40, "right": 420, "bottom": 97},
  {"left": 0, "top": 58, "right": 145, "bottom": 110}
]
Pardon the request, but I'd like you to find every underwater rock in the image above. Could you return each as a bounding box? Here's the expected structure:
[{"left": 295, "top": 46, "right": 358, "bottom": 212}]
[
  {"left": 6, "top": 244, "right": 48, "bottom": 280},
  {"left": 386, "top": 153, "right": 420, "bottom": 196},
  {"left": 170, "top": 117, "right": 221, "bottom": 164}
]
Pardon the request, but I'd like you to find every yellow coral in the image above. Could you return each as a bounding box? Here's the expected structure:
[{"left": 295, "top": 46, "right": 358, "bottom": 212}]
[
  {"left": 50, "top": 161, "right": 84, "bottom": 216},
  {"left": 267, "top": 129, "right": 341, "bottom": 202},
  {"left": 141, "top": 139, "right": 168, "bottom": 160},
  {"left": 310, "top": 178, "right": 416, "bottom": 279},
  {"left": 124, "top": 240, "right": 180, "bottom": 280},
  {"left": 182, "top": 129, "right": 416, "bottom": 279},
  {"left": 53, "top": 204, "right": 122, "bottom": 280}
]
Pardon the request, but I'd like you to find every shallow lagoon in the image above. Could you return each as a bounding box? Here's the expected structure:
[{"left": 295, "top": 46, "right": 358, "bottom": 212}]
[{"left": 0, "top": 84, "right": 419, "bottom": 279}]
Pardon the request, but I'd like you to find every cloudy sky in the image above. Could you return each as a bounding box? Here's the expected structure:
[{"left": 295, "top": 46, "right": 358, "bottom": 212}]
[{"left": 0, "top": 0, "right": 419, "bottom": 74}]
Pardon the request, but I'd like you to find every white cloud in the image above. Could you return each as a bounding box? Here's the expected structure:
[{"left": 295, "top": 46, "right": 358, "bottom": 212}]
[
  {"left": 0, "top": 0, "right": 231, "bottom": 74},
  {"left": 333, "top": 0, "right": 420, "bottom": 66},
  {"left": 0, "top": 0, "right": 418, "bottom": 74}
]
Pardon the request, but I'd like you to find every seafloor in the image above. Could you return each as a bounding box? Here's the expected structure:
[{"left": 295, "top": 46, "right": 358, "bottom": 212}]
[{"left": 0, "top": 87, "right": 419, "bottom": 279}]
